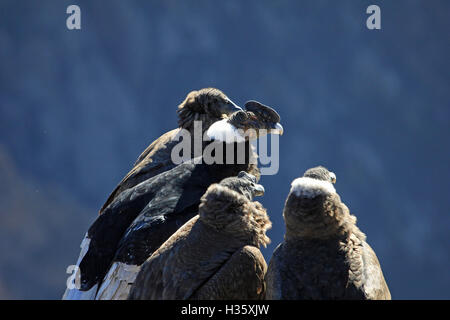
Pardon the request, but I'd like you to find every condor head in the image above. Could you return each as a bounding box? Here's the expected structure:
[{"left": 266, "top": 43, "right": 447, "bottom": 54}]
[
  {"left": 206, "top": 100, "right": 283, "bottom": 143},
  {"left": 177, "top": 88, "right": 243, "bottom": 131}
]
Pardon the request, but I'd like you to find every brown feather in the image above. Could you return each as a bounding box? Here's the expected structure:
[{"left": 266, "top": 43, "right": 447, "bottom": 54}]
[
  {"left": 129, "top": 183, "right": 271, "bottom": 300},
  {"left": 266, "top": 183, "right": 391, "bottom": 300}
]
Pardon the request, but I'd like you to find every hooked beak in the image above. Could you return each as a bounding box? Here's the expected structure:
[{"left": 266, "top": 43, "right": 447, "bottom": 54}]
[
  {"left": 253, "top": 183, "right": 265, "bottom": 197},
  {"left": 270, "top": 122, "right": 284, "bottom": 135},
  {"left": 330, "top": 172, "right": 337, "bottom": 184},
  {"left": 219, "top": 100, "right": 243, "bottom": 116}
]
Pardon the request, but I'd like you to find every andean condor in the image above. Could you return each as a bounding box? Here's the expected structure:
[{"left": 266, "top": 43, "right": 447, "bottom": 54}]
[
  {"left": 63, "top": 101, "right": 283, "bottom": 300},
  {"left": 128, "top": 171, "right": 271, "bottom": 300},
  {"left": 99, "top": 88, "right": 243, "bottom": 214},
  {"left": 265, "top": 166, "right": 391, "bottom": 300}
]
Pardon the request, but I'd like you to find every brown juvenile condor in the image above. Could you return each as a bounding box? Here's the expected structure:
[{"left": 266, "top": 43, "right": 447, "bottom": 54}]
[
  {"left": 265, "top": 166, "right": 391, "bottom": 300},
  {"left": 128, "top": 172, "right": 271, "bottom": 300},
  {"left": 63, "top": 100, "right": 283, "bottom": 300}
]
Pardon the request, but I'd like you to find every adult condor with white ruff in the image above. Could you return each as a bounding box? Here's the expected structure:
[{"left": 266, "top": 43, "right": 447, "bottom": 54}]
[{"left": 63, "top": 102, "right": 283, "bottom": 300}]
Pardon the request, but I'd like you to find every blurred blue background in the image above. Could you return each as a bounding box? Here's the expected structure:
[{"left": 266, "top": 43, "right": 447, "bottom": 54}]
[{"left": 0, "top": 0, "right": 449, "bottom": 299}]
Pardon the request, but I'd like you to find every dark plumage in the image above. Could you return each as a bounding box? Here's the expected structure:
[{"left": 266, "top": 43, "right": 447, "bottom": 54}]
[
  {"left": 63, "top": 102, "right": 283, "bottom": 300},
  {"left": 99, "top": 88, "right": 242, "bottom": 214},
  {"left": 128, "top": 172, "right": 271, "bottom": 300},
  {"left": 265, "top": 166, "right": 391, "bottom": 300}
]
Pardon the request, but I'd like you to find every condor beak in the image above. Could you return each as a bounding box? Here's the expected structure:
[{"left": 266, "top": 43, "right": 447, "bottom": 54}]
[
  {"left": 219, "top": 100, "right": 243, "bottom": 116},
  {"left": 270, "top": 122, "right": 284, "bottom": 135},
  {"left": 330, "top": 172, "right": 337, "bottom": 184},
  {"left": 253, "top": 183, "right": 265, "bottom": 197}
]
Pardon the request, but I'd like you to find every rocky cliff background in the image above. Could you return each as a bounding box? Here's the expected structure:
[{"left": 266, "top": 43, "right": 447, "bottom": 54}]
[{"left": 0, "top": 0, "right": 449, "bottom": 299}]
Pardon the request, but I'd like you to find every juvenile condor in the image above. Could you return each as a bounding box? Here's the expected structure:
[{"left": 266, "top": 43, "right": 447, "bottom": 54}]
[
  {"left": 128, "top": 172, "right": 271, "bottom": 300},
  {"left": 99, "top": 88, "right": 243, "bottom": 214},
  {"left": 265, "top": 166, "right": 391, "bottom": 300},
  {"left": 63, "top": 103, "right": 283, "bottom": 300}
]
